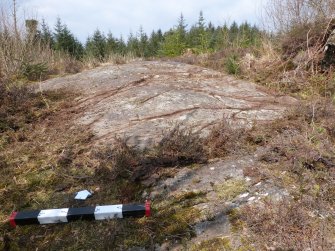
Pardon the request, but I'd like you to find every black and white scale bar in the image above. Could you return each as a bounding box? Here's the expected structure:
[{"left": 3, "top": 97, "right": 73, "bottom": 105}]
[{"left": 9, "top": 201, "right": 150, "bottom": 227}]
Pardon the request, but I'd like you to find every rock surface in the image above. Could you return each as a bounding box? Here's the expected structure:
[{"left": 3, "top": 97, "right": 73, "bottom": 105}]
[
  {"left": 39, "top": 60, "right": 298, "bottom": 250},
  {"left": 40, "top": 60, "right": 296, "bottom": 148},
  {"left": 148, "top": 154, "right": 289, "bottom": 249}
]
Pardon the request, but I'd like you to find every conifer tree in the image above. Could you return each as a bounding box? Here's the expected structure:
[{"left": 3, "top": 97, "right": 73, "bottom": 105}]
[
  {"left": 127, "top": 31, "right": 140, "bottom": 56},
  {"left": 197, "top": 11, "right": 209, "bottom": 52},
  {"left": 177, "top": 13, "right": 187, "bottom": 44},
  {"left": 106, "top": 32, "right": 118, "bottom": 54},
  {"left": 229, "top": 21, "right": 239, "bottom": 45},
  {"left": 53, "top": 18, "right": 83, "bottom": 59},
  {"left": 116, "top": 35, "right": 127, "bottom": 55},
  {"left": 159, "top": 28, "right": 186, "bottom": 56},
  {"left": 85, "top": 29, "right": 107, "bottom": 61},
  {"left": 40, "top": 19, "right": 54, "bottom": 47},
  {"left": 138, "top": 26, "right": 149, "bottom": 57},
  {"left": 147, "top": 29, "right": 164, "bottom": 57}
]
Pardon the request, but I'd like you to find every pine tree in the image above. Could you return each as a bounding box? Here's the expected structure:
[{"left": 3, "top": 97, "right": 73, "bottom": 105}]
[
  {"left": 127, "top": 32, "right": 139, "bottom": 56},
  {"left": 177, "top": 13, "right": 187, "bottom": 44},
  {"left": 85, "top": 29, "right": 107, "bottom": 61},
  {"left": 138, "top": 26, "right": 149, "bottom": 57},
  {"left": 229, "top": 21, "right": 239, "bottom": 45},
  {"left": 53, "top": 18, "right": 83, "bottom": 59},
  {"left": 213, "top": 24, "right": 229, "bottom": 50},
  {"left": 197, "top": 11, "right": 205, "bottom": 31},
  {"left": 147, "top": 29, "right": 164, "bottom": 57},
  {"left": 185, "top": 11, "right": 210, "bottom": 52},
  {"left": 159, "top": 29, "right": 186, "bottom": 56},
  {"left": 195, "top": 11, "right": 209, "bottom": 52},
  {"left": 116, "top": 36, "right": 127, "bottom": 55},
  {"left": 40, "top": 19, "right": 54, "bottom": 47},
  {"left": 106, "top": 32, "right": 118, "bottom": 54}
]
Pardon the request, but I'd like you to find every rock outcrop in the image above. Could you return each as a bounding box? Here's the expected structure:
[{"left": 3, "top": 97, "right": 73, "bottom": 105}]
[{"left": 40, "top": 61, "right": 296, "bottom": 148}]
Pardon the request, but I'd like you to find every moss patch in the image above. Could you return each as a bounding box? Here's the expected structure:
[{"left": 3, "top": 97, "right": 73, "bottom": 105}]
[
  {"left": 190, "top": 237, "right": 232, "bottom": 251},
  {"left": 214, "top": 179, "right": 247, "bottom": 201}
]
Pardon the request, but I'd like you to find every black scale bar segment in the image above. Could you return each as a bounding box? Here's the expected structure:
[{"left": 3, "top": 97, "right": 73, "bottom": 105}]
[
  {"left": 67, "top": 207, "right": 96, "bottom": 222},
  {"left": 13, "top": 210, "right": 40, "bottom": 226},
  {"left": 122, "top": 204, "right": 146, "bottom": 218}
]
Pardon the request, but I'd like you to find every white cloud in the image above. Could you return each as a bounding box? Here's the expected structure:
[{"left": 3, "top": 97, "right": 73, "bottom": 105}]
[{"left": 18, "top": 0, "right": 266, "bottom": 42}]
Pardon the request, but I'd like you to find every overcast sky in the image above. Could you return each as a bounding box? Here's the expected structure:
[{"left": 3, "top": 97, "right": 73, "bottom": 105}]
[{"left": 17, "top": 0, "right": 266, "bottom": 42}]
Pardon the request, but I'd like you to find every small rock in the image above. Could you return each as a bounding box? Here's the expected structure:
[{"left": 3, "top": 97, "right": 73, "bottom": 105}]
[
  {"left": 239, "top": 192, "right": 249, "bottom": 198},
  {"left": 210, "top": 167, "right": 215, "bottom": 171},
  {"left": 248, "top": 196, "right": 256, "bottom": 202},
  {"left": 142, "top": 191, "right": 148, "bottom": 199},
  {"left": 75, "top": 190, "right": 92, "bottom": 200}
]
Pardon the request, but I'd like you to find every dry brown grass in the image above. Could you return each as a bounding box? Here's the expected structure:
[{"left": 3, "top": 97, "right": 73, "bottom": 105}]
[
  {"left": 240, "top": 199, "right": 334, "bottom": 250},
  {"left": 233, "top": 98, "right": 335, "bottom": 250},
  {"left": 0, "top": 88, "right": 212, "bottom": 250},
  {"left": 204, "top": 121, "right": 251, "bottom": 158},
  {"left": 156, "top": 125, "right": 207, "bottom": 166},
  {"left": 0, "top": 4, "right": 85, "bottom": 84},
  {"left": 94, "top": 125, "right": 208, "bottom": 187}
]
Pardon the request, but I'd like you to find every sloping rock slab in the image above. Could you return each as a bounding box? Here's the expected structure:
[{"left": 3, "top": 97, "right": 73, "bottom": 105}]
[{"left": 40, "top": 60, "right": 296, "bottom": 148}]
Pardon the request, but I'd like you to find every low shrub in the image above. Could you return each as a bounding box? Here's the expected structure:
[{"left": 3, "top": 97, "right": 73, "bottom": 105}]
[
  {"left": 205, "top": 121, "right": 249, "bottom": 158},
  {"left": 155, "top": 125, "right": 207, "bottom": 166},
  {"left": 224, "top": 54, "right": 240, "bottom": 75},
  {"left": 20, "top": 62, "right": 48, "bottom": 81}
]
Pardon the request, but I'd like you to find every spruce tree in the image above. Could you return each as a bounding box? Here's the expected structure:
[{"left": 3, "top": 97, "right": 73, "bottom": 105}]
[
  {"left": 106, "top": 32, "right": 117, "bottom": 54},
  {"left": 197, "top": 11, "right": 209, "bottom": 52},
  {"left": 159, "top": 29, "right": 186, "bottom": 56},
  {"left": 116, "top": 36, "right": 127, "bottom": 55},
  {"left": 147, "top": 29, "right": 164, "bottom": 57},
  {"left": 229, "top": 21, "right": 239, "bottom": 45},
  {"left": 177, "top": 13, "right": 187, "bottom": 44},
  {"left": 53, "top": 18, "right": 83, "bottom": 59},
  {"left": 127, "top": 32, "right": 140, "bottom": 56},
  {"left": 138, "top": 26, "right": 149, "bottom": 57},
  {"left": 85, "top": 29, "right": 107, "bottom": 61},
  {"left": 40, "top": 19, "right": 54, "bottom": 47}
]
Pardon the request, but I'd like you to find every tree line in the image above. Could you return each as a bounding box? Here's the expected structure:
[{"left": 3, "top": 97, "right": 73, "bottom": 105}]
[{"left": 34, "top": 12, "right": 262, "bottom": 61}]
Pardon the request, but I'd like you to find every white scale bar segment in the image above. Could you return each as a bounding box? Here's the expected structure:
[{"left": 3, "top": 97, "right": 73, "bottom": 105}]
[
  {"left": 38, "top": 208, "right": 69, "bottom": 224},
  {"left": 94, "top": 205, "right": 123, "bottom": 220}
]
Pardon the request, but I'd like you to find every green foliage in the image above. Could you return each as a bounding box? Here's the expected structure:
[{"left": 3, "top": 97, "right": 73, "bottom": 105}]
[
  {"left": 225, "top": 54, "right": 240, "bottom": 75},
  {"left": 38, "top": 13, "right": 262, "bottom": 62},
  {"left": 21, "top": 61, "right": 48, "bottom": 81},
  {"left": 159, "top": 29, "right": 186, "bottom": 56},
  {"left": 146, "top": 29, "right": 164, "bottom": 57},
  {"left": 127, "top": 31, "right": 140, "bottom": 56},
  {"left": 138, "top": 26, "right": 149, "bottom": 57},
  {"left": 39, "top": 19, "right": 54, "bottom": 47},
  {"left": 214, "top": 179, "right": 247, "bottom": 200},
  {"left": 191, "top": 237, "right": 232, "bottom": 251},
  {"left": 53, "top": 18, "right": 83, "bottom": 59},
  {"left": 0, "top": 11, "right": 263, "bottom": 81},
  {"left": 85, "top": 29, "right": 107, "bottom": 61}
]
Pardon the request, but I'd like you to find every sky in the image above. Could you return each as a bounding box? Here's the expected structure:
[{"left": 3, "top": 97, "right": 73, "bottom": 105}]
[{"left": 16, "top": 0, "right": 267, "bottom": 42}]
